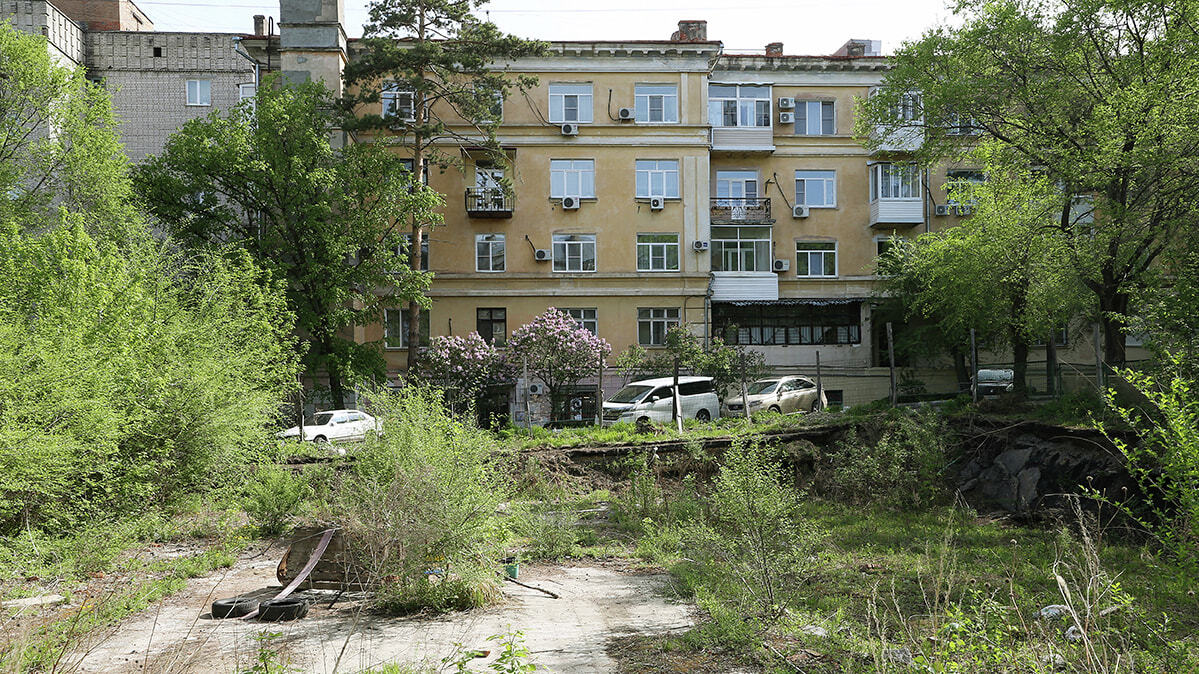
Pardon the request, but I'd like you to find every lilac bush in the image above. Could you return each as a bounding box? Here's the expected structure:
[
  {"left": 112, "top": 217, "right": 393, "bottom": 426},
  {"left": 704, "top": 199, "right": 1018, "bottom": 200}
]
[
  {"left": 508, "top": 308, "right": 611, "bottom": 417},
  {"left": 419, "top": 331, "right": 511, "bottom": 408}
]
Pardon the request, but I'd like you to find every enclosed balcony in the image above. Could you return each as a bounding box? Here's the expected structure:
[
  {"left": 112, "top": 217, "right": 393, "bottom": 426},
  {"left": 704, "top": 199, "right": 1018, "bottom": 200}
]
[
  {"left": 710, "top": 197, "right": 772, "bottom": 224},
  {"left": 464, "top": 188, "right": 513, "bottom": 218}
]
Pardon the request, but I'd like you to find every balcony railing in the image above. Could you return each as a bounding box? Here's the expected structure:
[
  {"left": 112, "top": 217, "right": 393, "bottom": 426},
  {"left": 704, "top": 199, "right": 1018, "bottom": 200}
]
[
  {"left": 465, "top": 188, "right": 513, "bottom": 218},
  {"left": 710, "top": 197, "right": 772, "bottom": 224}
]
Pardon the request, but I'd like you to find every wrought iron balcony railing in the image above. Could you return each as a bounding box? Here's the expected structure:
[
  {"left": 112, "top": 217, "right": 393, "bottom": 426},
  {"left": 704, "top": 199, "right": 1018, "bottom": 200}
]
[
  {"left": 710, "top": 197, "right": 772, "bottom": 223},
  {"left": 465, "top": 188, "right": 513, "bottom": 218}
]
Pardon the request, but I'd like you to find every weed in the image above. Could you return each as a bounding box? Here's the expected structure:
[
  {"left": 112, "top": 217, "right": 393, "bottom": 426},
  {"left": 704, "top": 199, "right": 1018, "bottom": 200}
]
[{"left": 243, "top": 465, "right": 311, "bottom": 537}]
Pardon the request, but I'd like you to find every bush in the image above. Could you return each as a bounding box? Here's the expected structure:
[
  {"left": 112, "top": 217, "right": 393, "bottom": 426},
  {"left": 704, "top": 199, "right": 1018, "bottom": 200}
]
[
  {"left": 823, "top": 410, "right": 948, "bottom": 508},
  {"left": 329, "top": 387, "right": 509, "bottom": 613},
  {"left": 243, "top": 466, "right": 311, "bottom": 536}
]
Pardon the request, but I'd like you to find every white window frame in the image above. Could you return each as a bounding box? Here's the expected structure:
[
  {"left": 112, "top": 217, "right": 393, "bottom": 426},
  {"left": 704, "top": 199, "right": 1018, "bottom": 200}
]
[
  {"left": 711, "top": 225, "right": 772, "bottom": 272},
  {"left": 708, "top": 84, "right": 771, "bottom": 128},
  {"left": 550, "top": 159, "right": 596, "bottom": 199},
  {"left": 635, "top": 160, "right": 680, "bottom": 199},
  {"left": 795, "top": 241, "right": 838, "bottom": 278},
  {"left": 382, "top": 82, "right": 415, "bottom": 122},
  {"left": 564, "top": 308, "right": 598, "bottom": 335},
  {"left": 874, "top": 235, "right": 899, "bottom": 259},
  {"left": 795, "top": 170, "right": 837, "bottom": 208},
  {"left": 186, "top": 79, "right": 211, "bottom": 106},
  {"left": 636, "top": 233, "right": 680, "bottom": 272},
  {"left": 870, "top": 163, "right": 922, "bottom": 201},
  {"left": 795, "top": 100, "right": 835, "bottom": 135},
  {"left": 548, "top": 83, "right": 593, "bottom": 123},
  {"left": 945, "top": 169, "right": 985, "bottom": 206},
  {"left": 552, "top": 233, "right": 596, "bottom": 273},
  {"left": 637, "top": 307, "right": 680, "bottom": 346},
  {"left": 634, "top": 84, "right": 678, "bottom": 123},
  {"left": 238, "top": 83, "right": 256, "bottom": 101},
  {"left": 475, "top": 234, "right": 505, "bottom": 273}
]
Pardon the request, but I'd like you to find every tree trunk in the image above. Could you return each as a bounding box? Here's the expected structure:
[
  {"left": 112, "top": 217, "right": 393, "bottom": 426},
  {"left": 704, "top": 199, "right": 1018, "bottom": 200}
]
[
  {"left": 1099, "top": 289, "right": 1129, "bottom": 366},
  {"left": 1045, "top": 335, "right": 1058, "bottom": 398},
  {"left": 406, "top": 5, "right": 428, "bottom": 378},
  {"left": 1012, "top": 338, "right": 1029, "bottom": 398},
  {"left": 951, "top": 345, "right": 969, "bottom": 394},
  {"left": 328, "top": 362, "right": 346, "bottom": 409}
]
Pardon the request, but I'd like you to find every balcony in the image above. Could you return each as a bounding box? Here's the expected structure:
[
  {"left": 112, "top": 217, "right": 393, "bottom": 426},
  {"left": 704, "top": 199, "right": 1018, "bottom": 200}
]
[
  {"left": 870, "top": 125, "right": 923, "bottom": 155},
  {"left": 710, "top": 127, "right": 775, "bottom": 153},
  {"left": 709, "top": 273, "right": 779, "bottom": 302},
  {"left": 464, "top": 188, "right": 513, "bottom": 218},
  {"left": 710, "top": 198, "right": 772, "bottom": 224},
  {"left": 869, "top": 198, "right": 924, "bottom": 228}
]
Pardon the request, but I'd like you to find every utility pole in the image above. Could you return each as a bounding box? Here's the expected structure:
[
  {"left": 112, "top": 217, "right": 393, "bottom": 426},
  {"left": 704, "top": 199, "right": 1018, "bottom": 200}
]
[
  {"left": 672, "top": 355, "right": 683, "bottom": 433},
  {"left": 522, "top": 356, "right": 531, "bottom": 429},
  {"left": 970, "top": 328, "right": 979, "bottom": 404},
  {"left": 886, "top": 322, "right": 897, "bottom": 407},
  {"left": 595, "top": 348, "right": 604, "bottom": 426},
  {"left": 815, "top": 350, "right": 823, "bottom": 411},
  {"left": 738, "top": 350, "right": 750, "bottom": 421}
]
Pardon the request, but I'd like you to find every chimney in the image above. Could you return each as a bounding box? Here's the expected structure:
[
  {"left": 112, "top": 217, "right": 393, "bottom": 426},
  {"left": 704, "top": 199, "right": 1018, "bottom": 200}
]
[
  {"left": 765, "top": 42, "right": 783, "bottom": 57},
  {"left": 833, "top": 39, "right": 882, "bottom": 57},
  {"left": 253, "top": 14, "right": 266, "bottom": 36},
  {"left": 671, "top": 20, "right": 708, "bottom": 42}
]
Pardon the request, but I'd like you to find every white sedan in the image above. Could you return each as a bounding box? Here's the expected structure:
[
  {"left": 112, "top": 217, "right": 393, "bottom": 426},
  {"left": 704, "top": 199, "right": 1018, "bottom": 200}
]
[{"left": 276, "top": 409, "right": 379, "bottom": 444}]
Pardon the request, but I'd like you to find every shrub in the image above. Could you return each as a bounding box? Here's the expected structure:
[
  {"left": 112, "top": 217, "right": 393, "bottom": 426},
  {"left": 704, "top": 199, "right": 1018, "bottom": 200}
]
[
  {"left": 243, "top": 466, "right": 311, "bottom": 536},
  {"left": 824, "top": 410, "right": 948, "bottom": 508}
]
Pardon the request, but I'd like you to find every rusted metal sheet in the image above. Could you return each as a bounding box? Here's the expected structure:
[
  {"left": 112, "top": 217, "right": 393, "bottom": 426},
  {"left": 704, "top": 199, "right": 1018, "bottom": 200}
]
[{"left": 277, "top": 527, "right": 367, "bottom": 591}]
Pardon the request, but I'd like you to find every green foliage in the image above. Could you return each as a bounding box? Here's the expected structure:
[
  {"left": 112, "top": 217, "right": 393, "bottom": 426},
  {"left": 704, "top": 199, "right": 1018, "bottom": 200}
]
[
  {"left": 243, "top": 467, "right": 312, "bottom": 537},
  {"left": 1130, "top": 251, "right": 1199, "bottom": 381},
  {"left": 614, "top": 326, "right": 770, "bottom": 401},
  {"left": 823, "top": 410, "right": 948, "bottom": 508},
  {"left": 330, "top": 387, "right": 508, "bottom": 613},
  {"left": 135, "top": 75, "right": 436, "bottom": 407}
]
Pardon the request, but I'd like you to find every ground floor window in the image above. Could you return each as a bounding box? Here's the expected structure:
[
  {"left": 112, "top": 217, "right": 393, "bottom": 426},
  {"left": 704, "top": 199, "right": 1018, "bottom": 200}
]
[
  {"left": 477, "top": 307, "right": 507, "bottom": 345},
  {"left": 638, "top": 307, "right": 680, "bottom": 346},
  {"left": 384, "top": 308, "right": 430, "bottom": 349},
  {"left": 563, "top": 307, "right": 598, "bottom": 335},
  {"left": 713, "top": 301, "right": 861, "bottom": 346}
]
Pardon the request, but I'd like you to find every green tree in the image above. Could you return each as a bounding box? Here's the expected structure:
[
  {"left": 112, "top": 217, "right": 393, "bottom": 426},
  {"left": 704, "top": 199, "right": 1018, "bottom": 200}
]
[
  {"left": 342, "top": 0, "right": 546, "bottom": 373},
  {"left": 135, "top": 77, "right": 439, "bottom": 408},
  {"left": 856, "top": 0, "right": 1199, "bottom": 365},
  {"left": 614, "top": 327, "right": 770, "bottom": 405}
]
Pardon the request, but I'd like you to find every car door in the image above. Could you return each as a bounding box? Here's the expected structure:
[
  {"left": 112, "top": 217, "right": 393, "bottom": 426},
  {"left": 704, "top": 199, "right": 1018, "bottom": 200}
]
[
  {"left": 648, "top": 386, "right": 674, "bottom": 422},
  {"left": 329, "top": 413, "right": 352, "bottom": 440},
  {"left": 347, "top": 413, "right": 368, "bottom": 441},
  {"left": 791, "top": 378, "right": 817, "bottom": 412}
]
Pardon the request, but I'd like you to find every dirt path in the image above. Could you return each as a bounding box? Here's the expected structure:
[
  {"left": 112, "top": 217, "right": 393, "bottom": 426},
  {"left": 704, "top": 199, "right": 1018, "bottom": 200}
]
[{"left": 67, "top": 546, "right": 695, "bottom": 673}]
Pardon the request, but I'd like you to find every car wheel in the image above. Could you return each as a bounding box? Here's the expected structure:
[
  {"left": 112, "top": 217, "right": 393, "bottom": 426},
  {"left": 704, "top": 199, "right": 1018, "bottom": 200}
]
[
  {"left": 696, "top": 409, "right": 711, "bottom": 422},
  {"left": 768, "top": 405, "right": 781, "bottom": 414},
  {"left": 637, "top": 416, "right": 651, "bottom": 424},
  {"left": 810, "top": 399, "right": 821, "bottom": 412},
  {"left": 257, "top": 598, "right": 309, "bottom": 622},
  {"left": 211, "top": 597, "right": 259, "bottom": 619},
  {"left": 313, "top": 435, "right": 327, "bottom": 444}
]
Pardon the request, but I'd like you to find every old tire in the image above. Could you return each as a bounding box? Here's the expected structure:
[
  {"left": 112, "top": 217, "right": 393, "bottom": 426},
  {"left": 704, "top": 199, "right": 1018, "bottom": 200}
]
[
  {"left": 810, "top": 399, "right": 821, "bottom": 412},
  {"left": 313, "top": 435, "right": 328, "bottom": 444},
  {"left": 257, "top": 598, "right": 309, "bottom": 622},
  {"left": 696, "top": 409, "right": 711, "bottom": 422},
  {"left": 211, "top": 597, "right": 259, "bottom": 619},
  {"left": 768, "top": 405, "right": 781, "bottom": 414}
]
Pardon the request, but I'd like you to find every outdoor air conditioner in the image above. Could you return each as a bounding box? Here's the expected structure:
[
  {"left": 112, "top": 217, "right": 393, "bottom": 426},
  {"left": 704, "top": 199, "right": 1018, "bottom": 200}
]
[
  {"left": 773, "top": 258, "right": 791, "bottom": 272},
  {"left": 561, "top": 195, "right": 580, "bottom": 210},
  {"left": 779, "top": 111, "right": 795, "bottom": 124},
  {"left": 534, "top": 248, "right": 552, "bottom": 262},
  {"left": 560, "top": 122, "right": 579, "bottom": 135},
  {"left": 528, "top": 382, "right": 546, "bottom": 396},
  {"left": 649, "top": 196, "right": 665, "bottom": 210},
  {"left": 934, "top": 204, "right": 950, "bottom": 216},
  {"left": 692, "top": 240, "right": 710, "bottom": 251},
  {"left": 617, "top": 107, "right": 635, "bottom": 121},
  {"left": 778, "top": 97, "right": 796, "bottom": 109},
  {"left": 792, "top": 204, "right": 810, "bottom": 218}
]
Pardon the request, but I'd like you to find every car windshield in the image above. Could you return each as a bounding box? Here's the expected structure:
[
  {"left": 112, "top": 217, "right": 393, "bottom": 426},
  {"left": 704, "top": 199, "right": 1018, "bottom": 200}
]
[
  {"left": 306, "top": 412, "right": 333, "bottom": 426},
  {"left": 608, "top": 385, "right": 652, "bottom": 404},
  {"left": 977, "top": 370, "right": 1012, "bottom": 382},
  {"left": 746, "top": 380, "right": 779, "bottom": 395}
]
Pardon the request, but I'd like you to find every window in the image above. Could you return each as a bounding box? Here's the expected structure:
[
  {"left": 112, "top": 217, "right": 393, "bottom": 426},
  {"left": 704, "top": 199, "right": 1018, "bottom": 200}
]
[
  {"left": 476, "top": 308, "right": 507, "bottom": 345},
  {"left": 711, "top": 226, "right": 771, "bottom": 272},
  {"left": 946, "top": 169, "right": 984, "bottom": 206},
  {"left": 397, "top": 158, "right": 429, "bottom": 185},
  {"left": 876, "top": 236, "right": 897, "bottom": 258},
  {"left": 638, "top": 308, "right": 680, "bottom": 346},
  {"left": 478, "top": 87, "right": 503, "bottom": 122},
  {"left": 552, "top": 234, "right": 596, "bottom": 272},
  {"left": 636, "top": 233, "right": 680, "bottom": 272},
  {"left": 796, "top": 241, "right": 837, "bottom": 277},
  {"left": 713, "top": 302, "right": 862, "bottom": 346},
  {"left": 708, "top": 84, "right": 771, "bottom": 127},
  {"left": 382, "top": 83, "right": 415, "bottom": 121},
  {"left": 475, "top": 234, "right": 505, "bottom": 272},
  {"left": 383, "top": 308, "right": 430, "bottom": 349},
  {"left": 153, "top": 46, "right": 164, "bottom": 58},
  {"left": 870, "top": 163, "right": 921, "bottom": 200},
  {"left": 635, "top": 160, "right": 680, "bottom": 199},
  {"left": 238, "top": 83, "right": 256, "bottom": 101},
  {"left": 186, "top": 79, "right": 211, "bottom": 106},
  {"left": 891, "top": 92, "right": 921, "bottom": 121},
  {"left": 549, "top": 83, "right": 593, "bottom": 123},
  {"left": 795, "top": 100, "right": 834, "bottom": 135},
  {"left": 564, "top": 308, "right": 598, "bottom": 335},
  {"left": 550, "top": 159, "right": 595, "bottom": 199},
  {"left": 399, "top": 233, "right": 429, "bottom": 271},
  {"left": 634, "top": 84, "right": 678, "bottom": 123},
  {"left": 715, "top": 170, "right": 758, "bottom": 205},
  {"left": 795, "top": 170, "right": 836, "bottom": 208}
]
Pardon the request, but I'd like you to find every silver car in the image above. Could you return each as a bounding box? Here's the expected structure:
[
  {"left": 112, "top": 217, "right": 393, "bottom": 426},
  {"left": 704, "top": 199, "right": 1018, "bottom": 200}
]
[{"left": 722, "top": 376, "right": 827, "bottom": 416}]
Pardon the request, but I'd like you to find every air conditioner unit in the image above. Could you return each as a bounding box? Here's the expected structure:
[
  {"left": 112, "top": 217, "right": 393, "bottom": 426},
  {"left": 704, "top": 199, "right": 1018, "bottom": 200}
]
[
  {"left": 560, "top": 122, "right": 579, "bottom": 135},
  {"left": 561, "top": 195, "right": 580, "bottom": 210},
  {"left": 617, "top": 107, "right": 635, "bottom": 121},
  {"left": 533, "top": 248, "right": 552, "bottom": 262},
  {"left": 528, "top": 382, "right": 546, "bottom": 396},
  {"left": 692, "top": 240, "right": 710, "bottom": 251},
  {"left": 649, "top": 196, "right": 665, "bottom": 210},
  {"left": 792, "top": 204, "right": 810, "bottom": 218},
  {"left": 779, "top": 111, "right": 795, "bottom": 124},
  {"left": 934, "top": 204, "right": 950, "bottom": 216},
  {"left": 773, "top": 259, "right": 791, "bottom": 273},
  {"left": 778, "top": 97, "right": 796, "bottom": 110}
]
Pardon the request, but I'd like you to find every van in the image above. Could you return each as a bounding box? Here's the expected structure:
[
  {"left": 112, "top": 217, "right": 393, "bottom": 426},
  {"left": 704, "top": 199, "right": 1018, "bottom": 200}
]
[{"left": 601, "top": 376, "right": 720, "bottom": 426}]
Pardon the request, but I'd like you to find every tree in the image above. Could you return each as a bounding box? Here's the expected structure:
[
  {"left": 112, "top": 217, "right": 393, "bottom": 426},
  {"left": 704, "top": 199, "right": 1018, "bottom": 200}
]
[
  {"left": 856, "top": 0, "right": 1199, "bottom": 365},
  {"left": 419, "top": 331, "right": 512, "bottom": 412},
  {"left": 1128, "top": 251, "right": 1199, "bottom": 382},
  {"left": 342, "top": 0, "right": 547, "bottom": 373},
  {"left": 135, "top": 77, "right": 440, "bottom": 408},
  {"left": 507, "top": 309, "right": 611, "bottom": 422}
]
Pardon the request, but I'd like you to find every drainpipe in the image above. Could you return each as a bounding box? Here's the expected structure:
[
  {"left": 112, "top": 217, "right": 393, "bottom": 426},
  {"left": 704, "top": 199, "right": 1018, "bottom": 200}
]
[
  {"left": 923, "top": 168, "right": 931, "bottom": 233},
  {"left": 232, "top": 37, "right": 261, "bottom": 88}
]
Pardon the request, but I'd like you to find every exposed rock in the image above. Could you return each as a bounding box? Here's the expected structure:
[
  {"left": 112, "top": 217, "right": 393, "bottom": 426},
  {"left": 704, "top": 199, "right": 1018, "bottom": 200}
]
[
  {"left": 1065, "top": 625, "right": 1084, "bottom": 642},
  {"left": 1038, "top": 604, "right": 1071, "bottom": 620},
  {"left": 2, "top": 594, "right": 66, "bottom": 610},
  {"left": 1040, "top": 652, "right": 1067, "bottom": 670},
  {"left": 798, "top": 625, "right": 828, "bottom": 638}
]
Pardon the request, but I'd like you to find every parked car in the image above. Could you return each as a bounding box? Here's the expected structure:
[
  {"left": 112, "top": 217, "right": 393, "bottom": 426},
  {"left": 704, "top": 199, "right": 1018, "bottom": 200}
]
[
  {"left": 276, "top": 409, "right": 379, "bottom": 444},
  {"left": 602, "top": 376, "right": 720, "bottom": 426},
  {"left": 972, "top": 369, "right": 1015, "bottom": 396},
  {"left": 722, "top": 376, "right": 826, "bottom": 416}
]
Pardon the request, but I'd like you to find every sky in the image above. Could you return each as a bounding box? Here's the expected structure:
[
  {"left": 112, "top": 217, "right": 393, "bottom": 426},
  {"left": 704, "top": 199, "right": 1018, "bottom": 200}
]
[{"left": 136, "top": 0, "right": 956, "bottom": 55}]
